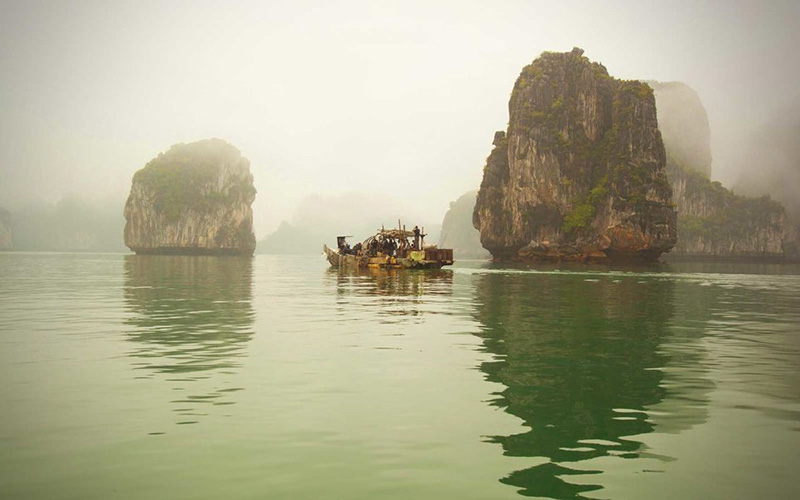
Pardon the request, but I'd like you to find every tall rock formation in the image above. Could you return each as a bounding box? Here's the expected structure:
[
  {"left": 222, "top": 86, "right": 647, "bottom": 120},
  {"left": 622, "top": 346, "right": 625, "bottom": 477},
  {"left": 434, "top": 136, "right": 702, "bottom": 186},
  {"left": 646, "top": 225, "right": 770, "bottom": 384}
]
[
  {"left": 0, "top": 208, "right": 13, "bottom": 250},
  {"left": 650, "top": 82, "right": 787, "bottom": 259},
  {"left": 124, "top": 139, "right": 256, "bottom": 255},
  {"left": 474, "top": 48, "right": 676, "bottom": 262},
  {"left": 439, "top": 191, "right": 490, "bottom": 259}
]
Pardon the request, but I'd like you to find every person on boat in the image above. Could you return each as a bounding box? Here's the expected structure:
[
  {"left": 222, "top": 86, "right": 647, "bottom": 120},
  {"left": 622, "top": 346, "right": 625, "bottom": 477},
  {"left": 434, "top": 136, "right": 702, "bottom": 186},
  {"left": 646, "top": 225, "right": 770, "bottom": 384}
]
[{"left": 413, "top": 226, "right": 421, "bottom": 250}]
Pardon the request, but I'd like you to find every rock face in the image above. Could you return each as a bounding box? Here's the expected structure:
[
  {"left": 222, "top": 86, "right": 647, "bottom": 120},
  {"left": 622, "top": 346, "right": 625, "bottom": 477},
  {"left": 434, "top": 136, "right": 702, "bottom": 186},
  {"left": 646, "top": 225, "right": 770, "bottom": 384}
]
[
  {"left": 651, "top": 82, "right": 787, "bottom": 259},
  {"left": 668, "top": 165, "right": 785, "bottom": 257},
  {"left": 124, "top": 139, "right": 256, "bottom": 255},
  {"left": 474, "top": 48, "right": 676, "bottom": 262},
  {"left": 439, "top": 191, "right": 491, "bottom": 259},
  {"left": 0, "top": 208, "right": 13, "bottom": 250}
]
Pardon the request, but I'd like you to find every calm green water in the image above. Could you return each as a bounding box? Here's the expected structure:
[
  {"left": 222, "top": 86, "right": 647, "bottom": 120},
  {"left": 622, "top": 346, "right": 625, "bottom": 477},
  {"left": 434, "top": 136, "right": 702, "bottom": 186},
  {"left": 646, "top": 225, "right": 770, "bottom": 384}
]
[{"left": 1, "top": 253, "right": 799, "bottom": 499}]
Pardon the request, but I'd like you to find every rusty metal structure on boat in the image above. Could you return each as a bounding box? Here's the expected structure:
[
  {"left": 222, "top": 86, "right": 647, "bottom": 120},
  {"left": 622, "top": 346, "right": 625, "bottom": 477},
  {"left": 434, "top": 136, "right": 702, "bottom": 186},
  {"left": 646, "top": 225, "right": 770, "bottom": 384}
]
[{"left": 323, "top": 221, "right": 454, "bottom": 270}]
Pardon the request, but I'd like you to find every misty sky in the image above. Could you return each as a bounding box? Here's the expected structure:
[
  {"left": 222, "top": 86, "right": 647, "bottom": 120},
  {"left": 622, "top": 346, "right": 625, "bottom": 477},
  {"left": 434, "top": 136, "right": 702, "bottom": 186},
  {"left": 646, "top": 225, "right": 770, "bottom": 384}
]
[{"left": 1, "top": 0, "right": 798, "bottom": 237}]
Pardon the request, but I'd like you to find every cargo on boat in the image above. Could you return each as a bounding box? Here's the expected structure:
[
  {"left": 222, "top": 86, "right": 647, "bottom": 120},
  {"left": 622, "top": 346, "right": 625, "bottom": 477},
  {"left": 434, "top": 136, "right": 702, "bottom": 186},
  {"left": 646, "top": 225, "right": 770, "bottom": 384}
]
[{"left": 323, "top": 223, "right": 454, "bottom": 270}]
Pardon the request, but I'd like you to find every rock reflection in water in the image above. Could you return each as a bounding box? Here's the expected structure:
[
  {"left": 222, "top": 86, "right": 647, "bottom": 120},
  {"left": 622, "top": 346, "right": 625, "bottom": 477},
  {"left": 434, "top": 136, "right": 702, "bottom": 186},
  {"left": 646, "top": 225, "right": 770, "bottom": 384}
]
[
  {"left": 326, "top": 267, "right": 453, "bottom": 324},
  {"left": 473, "top": 270, "right": 712, "bottom": 498},
  {"left": 123, "top": 255, "right": 254, "bottom": 422}
]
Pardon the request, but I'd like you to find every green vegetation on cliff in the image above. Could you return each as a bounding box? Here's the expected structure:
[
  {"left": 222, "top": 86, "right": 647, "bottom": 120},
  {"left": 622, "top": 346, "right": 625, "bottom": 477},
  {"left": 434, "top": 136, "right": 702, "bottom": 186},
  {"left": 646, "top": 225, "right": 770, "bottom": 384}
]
[
  {"left": 562, "top": 176, "right": 609, "bottom": 234},
  {"left": 133, "top": 139, "right": 256, "bottom": 220}
]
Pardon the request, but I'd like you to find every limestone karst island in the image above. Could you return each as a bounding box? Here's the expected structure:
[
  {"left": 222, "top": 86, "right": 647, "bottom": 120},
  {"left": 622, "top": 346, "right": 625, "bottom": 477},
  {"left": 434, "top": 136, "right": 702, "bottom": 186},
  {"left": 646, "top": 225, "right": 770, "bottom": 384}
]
[
  {"left": 474, "top": 48, "right": 677, "bottom": 263},
  {"left": 123, "top": 139, "right": 257, "bottom": 256}
]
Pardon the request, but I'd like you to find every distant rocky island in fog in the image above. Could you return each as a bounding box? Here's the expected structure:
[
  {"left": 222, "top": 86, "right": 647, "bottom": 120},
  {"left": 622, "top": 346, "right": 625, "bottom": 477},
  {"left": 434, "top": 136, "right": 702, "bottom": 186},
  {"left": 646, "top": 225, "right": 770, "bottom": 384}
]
[
  {"left": 124, "top": 138, "right": 257, "bottom": 256},
  {"left": 0, "top": 208, "right": 13, "bottom": 250},
  {"left": 438, "top": 191, "right": 490, "bottom": 259},
  {"left": 650, "top": 81, "right": 789, "bottom": 260},
  {"left": 0, "top": 198, "right": 127, "bottom": 253},
  {"left": 732, "top": 98, "right": 800, "bottom": 245}
]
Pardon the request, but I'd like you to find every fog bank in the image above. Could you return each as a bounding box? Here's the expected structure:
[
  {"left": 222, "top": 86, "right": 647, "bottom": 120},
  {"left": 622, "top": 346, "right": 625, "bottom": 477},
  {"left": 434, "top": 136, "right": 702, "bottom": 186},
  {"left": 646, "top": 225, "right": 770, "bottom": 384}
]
[{"left": 1, "top": 1, "right": 798, "bottom": 236}]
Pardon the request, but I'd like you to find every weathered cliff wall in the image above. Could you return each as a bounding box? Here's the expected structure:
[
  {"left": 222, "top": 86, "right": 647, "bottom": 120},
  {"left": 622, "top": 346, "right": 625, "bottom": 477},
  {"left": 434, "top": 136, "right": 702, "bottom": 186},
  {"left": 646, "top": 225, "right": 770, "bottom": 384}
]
[
  {"left": 0, "top": 208, "right": 13, "bottom": 250},
  {"left": 651, "top": 82, "right": 787, "bottom": 259},
  {"left": 440, "top": 191, "right": 490, "bottom": 259},
  {"left": 668, "top": 163, "right": 785, "bottom": 257},
  {"left": 473, "top": 48, "right": 676, "bottom": 262},
  {"left": 124, "top": 139, "right": 256, "bottom": 255}
]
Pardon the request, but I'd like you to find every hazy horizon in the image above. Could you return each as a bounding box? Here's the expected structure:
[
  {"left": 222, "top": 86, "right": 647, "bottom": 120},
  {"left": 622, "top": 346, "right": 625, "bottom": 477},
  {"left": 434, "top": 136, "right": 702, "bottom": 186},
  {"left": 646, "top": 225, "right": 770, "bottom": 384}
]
[{"left": 2, "top": 0, "right": 798, "bottom": 238}]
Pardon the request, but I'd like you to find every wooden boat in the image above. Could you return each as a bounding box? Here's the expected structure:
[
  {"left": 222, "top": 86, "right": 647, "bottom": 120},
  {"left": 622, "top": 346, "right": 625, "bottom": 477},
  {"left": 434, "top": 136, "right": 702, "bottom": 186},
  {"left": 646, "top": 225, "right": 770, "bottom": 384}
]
[{"left": 323, "top": 225, "right": 454, "bottom": 270}]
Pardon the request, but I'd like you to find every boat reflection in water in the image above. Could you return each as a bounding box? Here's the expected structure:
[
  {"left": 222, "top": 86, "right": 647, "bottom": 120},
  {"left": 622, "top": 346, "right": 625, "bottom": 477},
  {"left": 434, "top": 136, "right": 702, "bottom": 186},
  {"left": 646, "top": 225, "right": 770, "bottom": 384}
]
[
  {"left": 325, "top": 267, "right": 454, "bottom": 324},
  {"left": 473, "top": 268, "right": 713, "bottom": 498},
  {"left": 123, "top": 255, "right": 254, "bottom": 424}
]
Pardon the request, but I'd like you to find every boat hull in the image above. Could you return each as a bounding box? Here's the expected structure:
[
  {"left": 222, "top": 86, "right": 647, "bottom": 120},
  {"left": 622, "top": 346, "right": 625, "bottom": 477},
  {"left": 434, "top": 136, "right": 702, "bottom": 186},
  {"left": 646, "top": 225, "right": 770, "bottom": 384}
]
[
  {"left": 323, "top": 245, "right": 364, "bottom": 268},
  {"left": 323, "top": 245, "right": 452, "bottom": 270}
]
